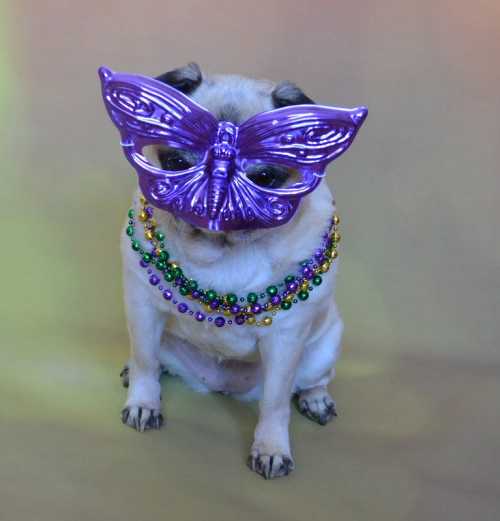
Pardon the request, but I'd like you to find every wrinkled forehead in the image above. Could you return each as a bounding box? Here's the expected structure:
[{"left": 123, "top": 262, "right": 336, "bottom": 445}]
[{"left": 189, "top": 74, "right": 276, "bottom": 125}]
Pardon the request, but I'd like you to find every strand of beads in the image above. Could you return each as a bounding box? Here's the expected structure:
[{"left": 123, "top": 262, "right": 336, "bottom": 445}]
[{"left": 125, "top": 196, "right": 340, "bottom": 328}]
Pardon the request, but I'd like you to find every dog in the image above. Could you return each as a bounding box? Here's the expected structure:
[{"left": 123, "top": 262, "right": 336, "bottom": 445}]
[{"left": 117, "top": 63, "right": 349, "bottom": 479}]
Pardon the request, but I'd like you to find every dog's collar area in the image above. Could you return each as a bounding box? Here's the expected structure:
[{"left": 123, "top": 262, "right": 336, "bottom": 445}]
[{"left": 125, "top": 196, "right": 341, "bottom": 328}]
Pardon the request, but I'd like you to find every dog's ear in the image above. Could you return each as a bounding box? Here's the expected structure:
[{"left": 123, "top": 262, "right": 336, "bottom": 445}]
[
  {"left": 155, "top": 62, "right": 202, "bottom": 95},
  {"left": 271, "top": 81, "right": 315, "bottom": 108}
]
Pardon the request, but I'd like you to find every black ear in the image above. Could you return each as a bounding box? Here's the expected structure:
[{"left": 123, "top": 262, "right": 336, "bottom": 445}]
[
  {"left": 271, "top": 81, "right": 315, "bottom": 108},
  {"left": 155, "top": 62, "right": 202, "bottom": 95}
]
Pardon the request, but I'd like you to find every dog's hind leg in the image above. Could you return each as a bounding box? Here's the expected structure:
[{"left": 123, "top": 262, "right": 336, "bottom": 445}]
[{"left": 294, "top": 303, "right": 343, "bottom": 425}]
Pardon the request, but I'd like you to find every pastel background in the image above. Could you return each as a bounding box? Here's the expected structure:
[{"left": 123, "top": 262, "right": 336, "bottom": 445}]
[{"left": 1, "top": 1, "right": 499, "bottom": 520}]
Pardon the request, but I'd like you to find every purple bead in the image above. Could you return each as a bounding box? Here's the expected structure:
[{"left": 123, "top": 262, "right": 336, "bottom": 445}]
[
  {"left": 163, "top": 289, "right": 173, "bottom": 300},
  {"left": 191, "top": 290, "right": 201, "bottom": 299},
  {"left": 173, "top": 299, "right": 178, "bottom": 304},
  {"left": 210, "top": 300, "right": 220, "bottom": 310},
  {"left": 230, "top": 304, "right": 241, "bottom": 314},
  {"left": 287, "top": 281, "right": 298, "bottom": 292},
  {"left": 251, "top": 303, "right": 262, "bottom": 314},
  {"left": 145, "top": 206, "right": 154, "bottom": 218},
  {"left": 214, "top": 316, "right": 225, "bottom": 327},
  {"left": 158, "top": 285, "right": 163, "bottom": 291},
  {"left": 314, "top": 249, "right": 324, "bottom": 260},
  {"left": 270, "top": 295, "right": 281, "bottom": 306},
  {"left": 235, "top": 314, "right": 245, "bottom": 325},
  {"left": 149, "top": 274, "right": 160, "bottom": 286},
  {"left": 302, "top": 266, "right": 314, "bottom": 279},
  {"left": 177, "top": 303, "right": 188, "bottom": 313},
  {"left": 147, "top": 268, "right": 152, "bottom": 274},
  {"left": 140, "top": 259, "right": 148, "bottom": 268},
  {"left": 194, "top": 311, "right": 205, "bottom": 322},
  {"left": 208, "top": 317, "right": 213, "bottom": 322}
]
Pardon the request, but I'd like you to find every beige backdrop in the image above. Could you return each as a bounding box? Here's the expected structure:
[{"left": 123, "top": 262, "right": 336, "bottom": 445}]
[{"left": 1, "top": 1, "right": 499, "bottom": 520}]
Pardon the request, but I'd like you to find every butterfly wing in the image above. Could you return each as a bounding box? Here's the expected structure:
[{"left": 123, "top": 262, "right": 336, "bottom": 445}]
[
  {"left": 98, "top": 66, "right": 218, "bottom": 163},
  {"left": 237, "top": 104, "right": 368, "bottom": 187}
]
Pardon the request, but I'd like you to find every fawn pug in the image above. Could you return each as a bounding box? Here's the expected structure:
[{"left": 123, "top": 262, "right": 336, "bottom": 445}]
[{"left": 102, "top": 63, "right": 366, "bottom": 479}]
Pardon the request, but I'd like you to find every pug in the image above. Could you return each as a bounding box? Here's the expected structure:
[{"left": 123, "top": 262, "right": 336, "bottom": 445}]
[{"left": 105, "top": 63, "right": 366, "bottom": 479}]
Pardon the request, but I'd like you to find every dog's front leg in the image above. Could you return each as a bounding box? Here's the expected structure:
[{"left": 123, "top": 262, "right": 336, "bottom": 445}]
[
  {"left": 121, "top": 272, "right": 165, "bottom": 432},
  {"left": 248, "top": 329, "right": 305, "bottom": 479}
]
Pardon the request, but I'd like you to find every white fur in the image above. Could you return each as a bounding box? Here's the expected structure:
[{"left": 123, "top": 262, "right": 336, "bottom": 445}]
[{"left": 120, "top": 72, "right": 344, "bottom": 479}]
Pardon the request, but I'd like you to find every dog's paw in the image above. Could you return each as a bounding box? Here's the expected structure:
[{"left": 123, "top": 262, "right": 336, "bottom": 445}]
[
  {"left": 120, "top": 365, "right": 129, "bottom": 388},
  {"left": 247, "top": 449, "right": 295, "bottom": 480},
  {"left": 297, "top": 387, "right": 337, "bottom": 425},
  {"left": 121, "top": 405, "right": 164, "bottom": 432}
]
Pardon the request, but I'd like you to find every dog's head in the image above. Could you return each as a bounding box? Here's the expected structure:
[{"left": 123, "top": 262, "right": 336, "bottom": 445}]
[
  {"left": 152, "top": 62, "right": 317, "bottom": 244},
  {"left": 100, "top": 63, "right": 366, "bottom": 245}
]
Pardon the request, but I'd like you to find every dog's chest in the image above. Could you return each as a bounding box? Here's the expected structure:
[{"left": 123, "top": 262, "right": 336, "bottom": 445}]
[
  {"left": 167, "top": 314, "right": 260, "bottom": 361},
  {"left": 153, "top": 246, "right": 274, "bottom": 361}
]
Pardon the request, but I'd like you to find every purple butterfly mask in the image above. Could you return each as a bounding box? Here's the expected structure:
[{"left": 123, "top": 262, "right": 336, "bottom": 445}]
[{"left": 99, "top": 67, "right": 367, "bottom": 231}]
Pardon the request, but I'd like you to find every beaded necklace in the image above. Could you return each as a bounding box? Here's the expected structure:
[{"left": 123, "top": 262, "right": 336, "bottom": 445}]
[{"left": 125, "top": 197, "right": 341, "bottom": 328}]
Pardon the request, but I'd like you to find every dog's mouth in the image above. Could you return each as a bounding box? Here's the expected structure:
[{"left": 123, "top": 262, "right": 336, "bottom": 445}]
[{"left": 172, "top": 216, "right": 263, "bottom": 247}]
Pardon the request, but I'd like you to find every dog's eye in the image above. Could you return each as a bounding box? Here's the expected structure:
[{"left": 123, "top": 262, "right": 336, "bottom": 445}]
[
  {"left": 246, "top": 165, "right": 290, "bottom": 189},
  {"left": 158, "top": 150, "right": 193, "bottom": 171}
]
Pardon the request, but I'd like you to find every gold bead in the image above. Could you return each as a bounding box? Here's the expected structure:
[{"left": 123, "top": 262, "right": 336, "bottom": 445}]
[
  {"left": 204, "top": 304, "right": 213, "bottom": 313},
  {"left": 223, "top": 309, "right": 232, "bottom": 317},
  {"left": 333, "top": 214, "right": 340, "bottom": 225},
  {"left": 332, "top": 231, "right": 341, "bottom": 243},
  {"left": 149, "top": 218, "right": 157, "bottom": 228},
  {"left": 262, "top": 316, "right": 273, "bottom": 326},
  {"left": 300, "top": 282, "right": 309, "bottom": 292},
  {"left": 154, "top": 248, "right": 162, "bottom": 256},
  {"left": 138, "top": 210, "right": 148, "bottom": 222},
  {"left": 320, "top": 261, "right": 330, "bottom": 273},
  {"left": 145, "top": 230, "right": 154, "bottom": 240},
  {"left": 140, "top": 196, "right": 147, "bottom": 204},
  {"left": 285, "top": 294, "right": 294, "bottom": 303},
  {"left": 331, "top": 249, "right": 338, "bottom": 259},
  {"left": 246, "top": 316, "right": 256, "bottom": 325},
  {"left": 170, "top": 262, "right": 178, "bottom": 269}
]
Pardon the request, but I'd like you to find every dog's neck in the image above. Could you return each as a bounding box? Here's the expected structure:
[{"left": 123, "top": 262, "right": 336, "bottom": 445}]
[{"left": 133, "top": 183, "right": 336, "bottom": 295}]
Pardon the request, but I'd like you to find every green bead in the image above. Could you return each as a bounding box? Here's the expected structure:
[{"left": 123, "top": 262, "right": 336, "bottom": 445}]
[
  {"left": 266, "top": 285, "right": 278, "bottom": 297},
  {"left": 131, "top": 240, "right": 140, "bottom": 251},
  {"left": 164, "top": 271, "right": 174, "bottom": 282},
  {"left": 247, "top": 292, "right": 258, "bottom": 303},
  {"left": 128, "top": 209, "right": 135, "bottom": 219},
  {"left": 159, "top": 250, "right": 169, "bottom": 261},
  {"left": 312, "top": 275, "right": 322, "bottom": 286},
  {"left": 280, "top": 300, "right": 292, "bottom": 310},
  {"left": 142, "top": 253, "right": 152, "bottom": 263},
  {"left": 126, "top": 225, "right": 134, "bottom": 237},
  {"left": 206, "top": 289, "right": 217, "bottom": 301},
  {"left": 172, "top": 267, "right": 183, "bottom": 278},
  {"left": 156, "top": 261, "right": 166, "bottom": 271},
  {"left": 188, "top": 279, "right": 198, "bottom": 290},
  {"left": 159, "top": 242, "right": 165, "bottom": 249},
  {"left": 179, "top": 286, "right": 189, "bottom": 296},
  {"left": 297, "top": 290, "right": 309, "bottom": 301},
  {"left": 227, "top": 293, "right": 238, "bottom": 305},
  {"left": 155, "top": 231, "right": 165, "bottom": 241},
  {"left": 285, "top": 275, "right": 295, "bottom": 284}
]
